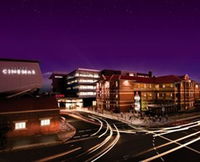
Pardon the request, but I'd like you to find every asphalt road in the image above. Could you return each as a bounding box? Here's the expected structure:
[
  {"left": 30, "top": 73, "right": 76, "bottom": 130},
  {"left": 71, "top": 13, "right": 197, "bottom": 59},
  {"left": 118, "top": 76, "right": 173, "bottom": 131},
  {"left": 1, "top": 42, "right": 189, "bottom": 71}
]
[{"left": 0, "top": 111, "right": 200, "bottom": 162}]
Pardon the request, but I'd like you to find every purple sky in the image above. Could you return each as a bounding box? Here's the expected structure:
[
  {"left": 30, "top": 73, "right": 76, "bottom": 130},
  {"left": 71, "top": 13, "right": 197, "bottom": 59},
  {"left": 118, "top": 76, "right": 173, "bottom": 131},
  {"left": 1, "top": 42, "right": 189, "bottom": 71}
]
[{"left": 1, "top": 0, "right": 200, "bottom": 81}]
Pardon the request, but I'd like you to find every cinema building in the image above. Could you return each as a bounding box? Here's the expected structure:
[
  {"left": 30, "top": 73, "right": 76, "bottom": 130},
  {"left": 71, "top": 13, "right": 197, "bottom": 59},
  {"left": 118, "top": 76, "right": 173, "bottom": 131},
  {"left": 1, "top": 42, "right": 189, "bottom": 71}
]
[
  {"left": 96, "top": 70, "right": 200, "bottom": 114},
  {"left": 0, "top": 59, "right": 60, "bottom": 138},
  {"left": 50, "top": 68, "right": 100, "bottom": 109}
]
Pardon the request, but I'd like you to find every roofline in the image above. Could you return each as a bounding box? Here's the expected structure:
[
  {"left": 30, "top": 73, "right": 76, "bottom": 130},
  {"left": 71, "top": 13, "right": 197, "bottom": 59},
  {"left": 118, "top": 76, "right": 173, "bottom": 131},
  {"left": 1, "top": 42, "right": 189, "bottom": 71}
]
[
  {"left": 0, "top": 108, "right": 59, "bottom": 115},
  {"left": 77, "top": 68, "right": 100, "bottom": 72},
  {"left": 0, "top": 58, "right": 39, "bottom": 63},
  {"left": 67, "top": 68, "right": 100, "bottom": 76}
]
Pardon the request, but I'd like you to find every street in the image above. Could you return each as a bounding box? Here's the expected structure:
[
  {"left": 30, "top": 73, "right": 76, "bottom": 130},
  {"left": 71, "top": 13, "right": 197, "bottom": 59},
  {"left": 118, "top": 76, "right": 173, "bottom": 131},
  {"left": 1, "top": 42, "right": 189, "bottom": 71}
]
[{"left": 0, "top": 111, "right": 200, "bottom": 162}]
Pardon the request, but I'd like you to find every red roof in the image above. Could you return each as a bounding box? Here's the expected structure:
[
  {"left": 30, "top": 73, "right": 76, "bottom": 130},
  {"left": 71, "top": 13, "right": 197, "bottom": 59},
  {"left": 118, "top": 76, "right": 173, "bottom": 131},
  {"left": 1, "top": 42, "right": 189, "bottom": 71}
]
[
  {"left": 102, "top": 74, "right": 184, "bottom": 83},
  {"left": 154, "top": 75, "right": 182, "bottom": 83},
  {"left": 0, "top": 96, "right": 59, "bottom": 113}
]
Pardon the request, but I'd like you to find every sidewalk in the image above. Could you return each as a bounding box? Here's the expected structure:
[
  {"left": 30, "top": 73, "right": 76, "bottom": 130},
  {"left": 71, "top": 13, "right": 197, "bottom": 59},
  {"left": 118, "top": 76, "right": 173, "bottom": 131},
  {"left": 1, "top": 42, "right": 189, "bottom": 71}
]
[
  {"left": 72, "top": 108, "right": 200, "bottom": 128},
  {"left": 0, "top": 118, "right": 76, "bottom": 152}
]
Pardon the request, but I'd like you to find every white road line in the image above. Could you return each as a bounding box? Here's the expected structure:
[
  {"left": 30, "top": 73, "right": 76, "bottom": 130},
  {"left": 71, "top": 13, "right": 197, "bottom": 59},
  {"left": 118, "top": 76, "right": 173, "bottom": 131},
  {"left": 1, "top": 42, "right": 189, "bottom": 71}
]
[
  {"left": 35, "top": 147, "right": 82, "bottom": 162},
  {"left": 156, "top": 133, "right": 200, "bottom": 154},
  {"left": 73, "top": 136, "right": 80, "bottom": 138},
  {"left": 82, "top": 134, "right": 89, "bottom": 137},
  {"left": 136, "top": 131, "right": 200, "bottom": 157},
  {"left": 142, "top": 136, "right": 200, "bottom": 162}
]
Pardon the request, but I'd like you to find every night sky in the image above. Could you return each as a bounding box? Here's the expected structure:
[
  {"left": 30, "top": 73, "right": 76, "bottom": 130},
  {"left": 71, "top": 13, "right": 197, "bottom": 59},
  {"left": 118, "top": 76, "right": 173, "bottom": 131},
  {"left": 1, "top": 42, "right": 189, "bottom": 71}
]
[{"left": 1, "top": 0, "right": 200, "bottom": 81}]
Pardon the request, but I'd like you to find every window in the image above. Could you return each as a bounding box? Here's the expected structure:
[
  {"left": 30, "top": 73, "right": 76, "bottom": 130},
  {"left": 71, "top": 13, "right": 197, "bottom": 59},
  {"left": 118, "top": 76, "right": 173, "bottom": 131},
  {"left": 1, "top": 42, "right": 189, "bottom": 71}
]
[
  {"left": 79, "top": 92, "right": 96, "bottom": 96},
  {"left": 79, "top": 79, "right": 96, "bottom": 83},
  {"left": 105, "top": 81, "right": 110, "bottom": 88},
  {"left": 15, "top": 122, "right": 26, "bottom": 130},
  {"left": 41, "top": 119, "right": 50, "bottom": 126},
  {"left": 116, "top": 81, "right": 118, "bottom": 87}
]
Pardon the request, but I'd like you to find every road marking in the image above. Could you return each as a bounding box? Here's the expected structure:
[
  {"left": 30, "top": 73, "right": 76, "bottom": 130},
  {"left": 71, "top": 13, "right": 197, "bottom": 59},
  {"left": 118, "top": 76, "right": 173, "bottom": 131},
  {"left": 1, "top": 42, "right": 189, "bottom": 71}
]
[
  {"left": 136, "top": 131, "right": 200, "bottom": 157},
  {"left": 79, "top": 129, "right": 92, "bottom": 133},
  {"left": 73, "top": 136, "right": 80, "bottom": 139},
  {"left": 35, "top": 147, "right": 82, "bottom": 162},
  {"left": 142, "top": 136, "right": 200, "bottom": 162},
  {"left": 156, "top": 133, "right": 200, "bottom": 154},
  {"left": 82, "top": 134, "right": 89, "bottom": 137}
]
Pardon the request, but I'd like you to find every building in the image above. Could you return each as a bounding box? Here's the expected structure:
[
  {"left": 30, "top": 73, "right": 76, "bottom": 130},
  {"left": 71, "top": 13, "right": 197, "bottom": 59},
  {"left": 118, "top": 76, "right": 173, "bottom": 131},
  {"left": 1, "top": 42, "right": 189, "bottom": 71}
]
[
  {"left": 0, "top": 96, "right": 60, "bottom": 137},
  {"left": 0, "top": 59, "right": 42, "bottom": 98},
  {"left": 51, "top": 68, "right": 100, "bottom": 109},
  {"left": 0, "top": 59, "right": 60, "bottom": 139},
  {"left": 96, "top": 72, "right": 200, "bottom": 114},
  {"left": 49, "top": 72, "right": 68, "bottom": 95}
]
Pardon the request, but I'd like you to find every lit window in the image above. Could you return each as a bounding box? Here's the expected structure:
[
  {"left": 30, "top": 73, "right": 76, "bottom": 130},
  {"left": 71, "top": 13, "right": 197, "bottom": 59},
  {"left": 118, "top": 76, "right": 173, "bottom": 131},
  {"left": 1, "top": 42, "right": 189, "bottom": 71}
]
[
  {"left": 123, "top": 80, "right": 129, "bottom": 86},
  {"left": 79, "top": 79, "right": 96, "bottom": 83},
  {"left": 79, "top": 92, "right": 96, "bottom": 96},
  {"left": 79, "top": 85, "right": 96, "bottom": 89},
  {"left": 105, "top": 81, "right": 110, "bottom": 88},
  {"left": 116, "top": 81, "right": 118, "bottom": 87},
  {"left": 41, "top": 119, "right": 50, "bottom": 126},
  {"left": 15, "top": 122, "right": 26, "bottom": 130}
]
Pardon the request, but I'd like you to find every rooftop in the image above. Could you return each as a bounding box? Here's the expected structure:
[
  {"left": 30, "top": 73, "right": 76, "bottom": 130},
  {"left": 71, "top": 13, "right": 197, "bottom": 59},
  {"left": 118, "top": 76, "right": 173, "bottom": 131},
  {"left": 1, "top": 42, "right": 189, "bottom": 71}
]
[
  {"left": 103, "top": 74, "right": 188, "bottom": 84},
  {"left": 0, "top": 96, "right": 58, "bottom": 113},
  {"left": 0, "top": 58, "right": 39, "bottom": 63}
]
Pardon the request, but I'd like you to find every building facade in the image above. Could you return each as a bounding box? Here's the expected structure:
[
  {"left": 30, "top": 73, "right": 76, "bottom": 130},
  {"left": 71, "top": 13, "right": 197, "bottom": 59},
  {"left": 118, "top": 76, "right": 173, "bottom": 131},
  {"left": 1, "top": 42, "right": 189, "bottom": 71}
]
[
  {"left": 50, "top": 72, "right": 68, "bottom": 95},
  {"left": 0, "top": 59, "right": 61, "bottom": 139},
  {"left": 0, "top": 58, "right": 42, "bottom": 98},
  {"left": 50, "top": 68, "right": 100, "bottom": 108},
  {"left": 0, "top": 96, "right": 60, "bottom": 137},
  {"left": 65, "top": 68, "right": 100, "bottom": 107},
  {"left": 96, "top": 72, "right": 200, "bottom": 114}
]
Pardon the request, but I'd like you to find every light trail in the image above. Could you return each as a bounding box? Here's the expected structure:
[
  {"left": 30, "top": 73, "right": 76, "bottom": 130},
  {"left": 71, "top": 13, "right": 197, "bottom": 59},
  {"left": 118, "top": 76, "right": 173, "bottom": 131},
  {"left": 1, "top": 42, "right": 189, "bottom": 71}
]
[
  {"left": 89, "top": 115, "right": 103, "bottom": 137},
  {"left": 142, "top": 136, "right": 200, "bottom": 162},
  {"left": 88, "top": 124, "right": 120, "bottom": 162},
  {"left": 135, "top": 131, "right": 200, "bottom": 157},
  {"left": 88, "top": 122, "right": 113, "bottom": 154},
  {"left": 155, "top": 132, "right": 200, "bottom": 154},
  {"left": 35, "top": 147, "right": 82, "bottom": 162},
  {"left": 98, "top": 119, "right": 109, "bottom": 138},
  {"left": 154, "top": 121, "right": 200, "bottom": 137}
]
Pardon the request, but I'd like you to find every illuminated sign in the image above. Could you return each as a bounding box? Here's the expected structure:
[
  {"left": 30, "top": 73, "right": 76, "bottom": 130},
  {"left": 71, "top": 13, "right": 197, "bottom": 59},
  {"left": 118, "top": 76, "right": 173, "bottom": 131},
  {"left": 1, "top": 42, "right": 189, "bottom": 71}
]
[
  {"left": 2, "top": 69, "right": 36, "bottom": 75},
  {"left": 134, "top": 91, "right": 141, "bottom": 112}
]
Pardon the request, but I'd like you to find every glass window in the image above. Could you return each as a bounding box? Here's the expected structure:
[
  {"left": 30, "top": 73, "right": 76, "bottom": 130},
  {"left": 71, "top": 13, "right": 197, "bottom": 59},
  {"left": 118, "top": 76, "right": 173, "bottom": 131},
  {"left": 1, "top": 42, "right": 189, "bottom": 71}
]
[
  {"left": 15, "top": 122, "right": 26, "bottom": 130},
  {"left": 41, "top": 119, "right": 50, "bottom": 126}
]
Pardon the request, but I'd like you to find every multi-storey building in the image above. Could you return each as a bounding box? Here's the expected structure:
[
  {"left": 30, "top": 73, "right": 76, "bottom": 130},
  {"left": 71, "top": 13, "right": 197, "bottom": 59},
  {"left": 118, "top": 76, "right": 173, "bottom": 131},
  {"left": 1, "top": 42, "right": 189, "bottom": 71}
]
[{"left": 96, "top": 72, "right": 200, "bottom": 114}]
